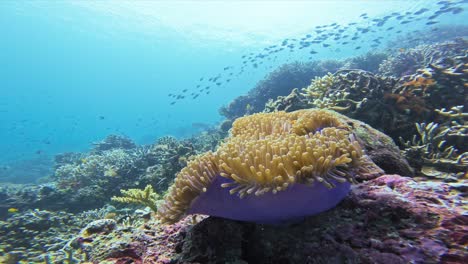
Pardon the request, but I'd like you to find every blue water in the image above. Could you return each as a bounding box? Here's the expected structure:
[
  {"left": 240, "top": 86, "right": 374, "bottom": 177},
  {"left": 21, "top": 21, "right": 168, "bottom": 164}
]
[{"left": 0, "top": 1, "right": 466, "bottom": 164}]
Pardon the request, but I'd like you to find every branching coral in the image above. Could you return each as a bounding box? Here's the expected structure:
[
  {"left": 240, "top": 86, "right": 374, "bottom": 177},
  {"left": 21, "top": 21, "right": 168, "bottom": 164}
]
[
  {"left": 111, "top": 185, "right": 160, "bottom": 213},
  {"left": 219, "top": 60, "right": 345, "bottom": 120},
  {"left": 300, "top": 73, "right": 346, "bottom": 111},
  {"left": 300, "top": 72, "right": 357, "bottom": 112},
  {"left": 264, "top": 88, "right": 310, "bottom": 113},
  {"left": 435, "top": 105, "right": 468, "bottom": 119},
  {"left": 301, "top": 73, "right": 336, "bottom": 99},
  {"left": 301, "top": 70, "right": 396, "bottom": 115},
  {"left": 400, "top": 118, "right": 467, "bottom": 172},
  {"left": 384, "top": 40, "right": 467, "bottom": 129},
  {"left": 157, "top": 109, "right": 383, "bottom": 224},
  {"left": 378, "top": 38, "right": 468, "bottom": 78}
]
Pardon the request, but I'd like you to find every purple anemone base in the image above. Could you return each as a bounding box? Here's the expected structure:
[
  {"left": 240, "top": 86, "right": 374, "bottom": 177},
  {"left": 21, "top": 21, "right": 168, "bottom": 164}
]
[{"left": 187, "top": 175, "right": 351, "bottom": 223}]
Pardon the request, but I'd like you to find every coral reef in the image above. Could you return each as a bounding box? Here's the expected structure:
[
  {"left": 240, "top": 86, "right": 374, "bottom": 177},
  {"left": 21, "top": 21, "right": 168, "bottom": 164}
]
[
  {"left": 52, "top": 148, "right": 148, "bottom": 211},
  {"left": 391, "top": 51, "right": 467, "bottom": 113},
  {"left": 342, "top": 52, "right": 389, "bottom": 73},
  {"left": 2, "top": 31, "right": 467, "bottom": 264},
  {"left": 186, "top": 128, "right": 227, "bottom": 153},
  {"left": 265, "top": 40, "right": 466, "bottom": 158},
  {"left": 143, "top": 136, "right": 197, "bottom": 193},
  {"left": 0, "top": 209, "right": 99, "bottom": 262},
  {"left": 91, "top": 134, "right": 136, "bottom": 154},
  {"left": 0, "top": 205, "right": 155, "bottom": 263},
  {"left": 219, "top": 60, "right": 344, "bottom": 120},
  {"left": 0, "top": 156, "right": 53, "bottom": 184},
  {"left": 0, "top": 135, "right": 202, "bottom": 215},
  {"left": 68, "top": 175, "right": 467, "bottom": 264},
  {"left": 267, "top": 70, "right": 399, "bottom": 134},
  {"left": 386, "top": 25, "right": 468, "bottom": 50},
  {"left": 400, "top": 122, "right": 467, "bottom": 171},
  {"left": 301, "top": 72, "right": 337, "bottom": 109},
  {"left": 400, "top": 105, "right": 467, "bottom": 178},
  {"left": 53, "top": 152, "right": 85, "bottom": 170},
  {"left": 157, "top": 109, "right": 385, "bottom": 224},
  {"left": 379, "top": 38, "right": 467, "bottom": 78}
]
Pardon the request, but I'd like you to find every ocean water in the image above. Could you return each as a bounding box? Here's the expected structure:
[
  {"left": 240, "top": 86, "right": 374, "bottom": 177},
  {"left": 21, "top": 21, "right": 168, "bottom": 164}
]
[
  {"left": 1, "top": 1, "right": 467, "bottom": 263},
  {"left": 1, "top": 0, "right": 464, "bottom": 165}
]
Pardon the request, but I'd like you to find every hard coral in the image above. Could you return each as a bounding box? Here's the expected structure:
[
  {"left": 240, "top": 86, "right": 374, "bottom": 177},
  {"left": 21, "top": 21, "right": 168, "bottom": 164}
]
[
  {"left": 91, "top": 135, "right": 136, "bottom": 154},
  {"left": 219, "top": 60, "right": 344, "bottom": 120},
  {"left": 157, "top": 109, "right": 383, "bottom": 224},
  {"left": 111, "top": 185, "right": 160, "bottom": 213}
]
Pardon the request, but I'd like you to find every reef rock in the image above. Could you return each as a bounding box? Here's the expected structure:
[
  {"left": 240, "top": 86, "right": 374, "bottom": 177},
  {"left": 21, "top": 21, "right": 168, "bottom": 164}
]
[
  {"left": 173, "top": 175, "right": 468, "bottom": 264},
  {"left": 85, "top": 175, "right": 467, "bottom": 264}
]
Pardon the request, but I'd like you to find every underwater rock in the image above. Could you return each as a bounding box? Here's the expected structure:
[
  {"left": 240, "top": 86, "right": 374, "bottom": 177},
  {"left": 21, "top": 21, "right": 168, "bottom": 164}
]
[
  {"left": 74, "top": 217, "right": 195, "bottom": 263},
  {"left": 84, "top": 175, "right": 467, "bottom": 263},
  {"left": 345, "top": 115, "right": 414, "bottom": 177},
  {"left": 170, "top": 175, "right": 468, "bottom": 264}
]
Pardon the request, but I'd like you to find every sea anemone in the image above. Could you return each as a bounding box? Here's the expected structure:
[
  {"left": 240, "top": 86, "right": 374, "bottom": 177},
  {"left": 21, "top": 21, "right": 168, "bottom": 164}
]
[{"left": 157, "top": 109, "right": 383, "bottom": 224}]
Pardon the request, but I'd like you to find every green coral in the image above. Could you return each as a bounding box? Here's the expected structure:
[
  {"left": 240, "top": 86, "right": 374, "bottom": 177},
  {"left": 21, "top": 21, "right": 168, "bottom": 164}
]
[{"left": 111, "top": 185, "right": 160, "bottom": 213}]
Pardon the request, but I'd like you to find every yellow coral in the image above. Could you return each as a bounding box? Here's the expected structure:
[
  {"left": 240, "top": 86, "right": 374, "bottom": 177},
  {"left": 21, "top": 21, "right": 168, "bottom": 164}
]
[
  {"left": 301, "top": 72, "right": 336, "bottom": 99},
  {"left": 112, "top": 184, "right": 160, "bottom": 213},
  {"left": 157, "top": 109, "right": 382, "bottom": 224}
]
